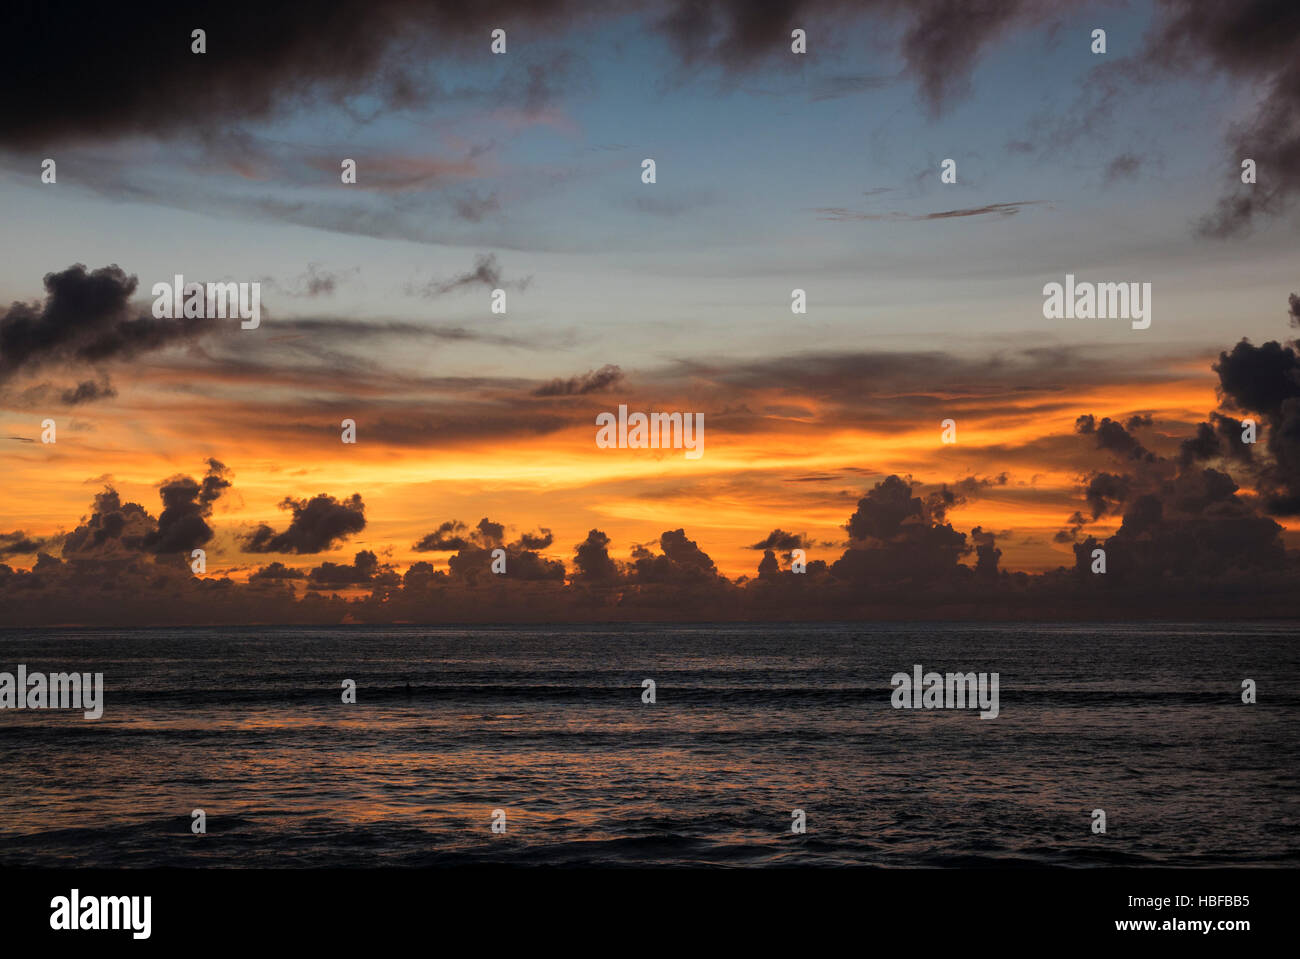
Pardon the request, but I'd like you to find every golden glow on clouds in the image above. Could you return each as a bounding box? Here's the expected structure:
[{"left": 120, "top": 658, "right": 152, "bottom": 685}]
[{"left": 1, "top": 366, "right": 1270, "bottom": 580}]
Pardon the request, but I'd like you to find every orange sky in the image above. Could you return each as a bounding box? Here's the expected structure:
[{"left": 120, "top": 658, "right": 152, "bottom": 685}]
[{"left": 5, "top": 355, "right": 1268, "bottom": 581}]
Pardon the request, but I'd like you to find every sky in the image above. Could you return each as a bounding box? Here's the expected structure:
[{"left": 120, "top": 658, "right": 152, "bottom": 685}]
[{"left": 2, "top": 0, "right": 1300, "bottom": 623}]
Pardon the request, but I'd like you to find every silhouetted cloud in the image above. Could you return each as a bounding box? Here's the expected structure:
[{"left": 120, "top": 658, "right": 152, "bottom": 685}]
[
  {"left": 414, "top": 517, "right": 518, "bottom": 552},
  {"left": 0, "top": 264, "right": 206, "bottom": 388},
  {"left": 533, "top": 364, "right": 624, "bottom": 396},
  {"left": 0, "top": 531, "right": 47, "bottom": 557},
  {"left": 573, "top": 529, "right": 619, "bottom": 584},
  {"left": 141, "top": 459, "right": 232, "bottom": 554},
  {"left": 243, "top": 493, "right": 366, "bottom": 553},
  {"left": 59, "top": 461, "right": 232, "bottom": 559},
  {"left": 413, "top": 520, "right": 472, "bottom": 552},
  {"left": 1210, "top": 336, "right": 1300, "bottom": 513},
  {"left": 308, "top": 550, "right": 398, "bottom": 587},
  {"left": 0, "top": 1, "right": 594, "bottom": 147},
  {"left": 1144, "top": 1, "right": 1300, "bottom": 237},
  {"left": 630, "top": 529, "right": 720, "bottom": 584},
  {"left": 1076, "top": 414, "right": 1156, "bottom": 462},
  {"left": 513, "top": 528, "right": 554, "bottom": 550},
  {"left": 831, "top": 475, "right": 970, "bottom": 586},
  {"left": 748, "top": 529, "right": 809, "bottom": 551},
  {"left": 1082, "top": 471, "right": 1130, "bottom": 521},
  {"left": 249, "top": 561, "right": 306, "bottom": 583},
  {"left": 61, "top": 488, "right": 154, "bottom": 557}
]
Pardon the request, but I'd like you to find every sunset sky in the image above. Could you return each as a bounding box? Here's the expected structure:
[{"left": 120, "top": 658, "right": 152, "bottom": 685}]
[{"left": 2, "top": 0, "right": 1299, "bottom": 594}]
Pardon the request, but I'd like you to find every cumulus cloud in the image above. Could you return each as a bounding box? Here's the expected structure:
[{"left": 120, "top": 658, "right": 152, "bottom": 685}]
[
  {"left": 1205, "top": 334, "right": 1300, "bottom": 513},
  {"left": 243, "top": 493, "right": 366, "bottom": 553},
  {"left": 141, "top": 459, "right": 232, "bottom": 554},
  {"left": 0, "top": 531, "right": 48, "bottom": 557},
  {"left": 249, "top": 561, "right": 305, "bottom": 583},
  {"left": 573, "top": 529, "right": 619, "bottom": 584},
  {"left": 0, "top": 264, "right": 207, "bottom": 392},
  {"left": 831, "top": 475, "right": 970, "bottom": 586},
  {"left": 58, "top": 460, "right": 232, "bottom": 559},
  {"left": 413, "top": 520, "right": 472, "bottom": 552},
  {"left": 748, "top": 529, "right": 809, "bottom": 551},
  {"left": 307, "top": 550, "right": 398, "bottom": 587}
]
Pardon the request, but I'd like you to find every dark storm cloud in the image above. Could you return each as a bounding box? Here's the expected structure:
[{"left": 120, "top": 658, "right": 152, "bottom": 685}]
[
  {"left": 0, "top": 531, "right": 48, "bottom": 557},
  {"left": 968, "top": 526, "right": 1001, "bottom": 579},
  {"left": 414, "top": 518, "right": 554, "bottom": 555},
  {"left": 1177, "top": 413, "right": 1254, "bottom": 469},
  {"left": 61, "top": 488, "right": 155, "bottom": 557},
  {"left": 413, "top": 520, "right": 472, "bottom": 552},
  {"left": 748, "top": 529, "right": 809, "bottom": 550},
  {"left": 1082, "top": 471, "right": 1130, "bottom": 520},
  {"left": 447, "top": 544, "right": 564, "bottom": 584},
  {"left": 1073, "top": 467, "right": 1285, "bottom": 584},
  {"left": 831, "top": 475, "right": 970, "bottom": 586},
  {"left": 1059, "top": 333, "right": 1292, "bottom": 584},
  {"left": 1075, "top": 414, "right": 1156, "bottom": 462},
  {"left": 53, "top": 461, "right": 233, "bottom": 559},
  {"left": 1210, "top": 335, "right": 1300, "bottom": 513},
  {"left": 949, "top": 473, "right": 1011, "bottom": 497},
  {"left": 533, "top": 364, "right": 624, "bottom": 396},
  {"left": 0, "top": 1, "right": 1077, "bottom": 151},
  {"left": 243, "top": 493, "right": 366, "bottom": 553},
  {"left": 411, "top": 518, "right": 564, "bottom": 585},
  {"left": 0, "top": 264, "right": 205, "bottom": 386},
  {"left": 141, "top": 459, "right": 232, "bottom": 554},
  {"left": 654, "top": 0, "right": 1047, "bottom": 109},
  {"left": 629, "top": 529, "right": 720, "bottom": 584},
  {"left": 993, "top": 2, "right": 1300, "bottom": 234},
  {"left": 1142, "top": 1, "right": 1300, "bottom": 236},
  {"left": 1127, "top": 413, "right": 1154, "bottom": 430},
  {"left": 572, "top": 529, "right": 619, "bottom": 584},
  {"left": 0, "top": 1, "right": 598, "bottom": 147},
  {"left": 7, "top": 2, "right": 1294, "bottom": 242},
  {"left": 249, "top": 561, "right": 306, "bottom": 583},
  {"left": 475, "top": 518, "right": 506, "bottom": 547},
  {"left": 307, "top": 550, "right": 398, "bottom": 587},
  {"left": 512, "top": 528, "right": 554, "bottom": 550}
]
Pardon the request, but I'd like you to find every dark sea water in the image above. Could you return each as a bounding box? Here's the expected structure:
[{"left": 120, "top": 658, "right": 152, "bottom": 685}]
[{"left": 0, "top": 622, "right": 1296, "bottom": 867}]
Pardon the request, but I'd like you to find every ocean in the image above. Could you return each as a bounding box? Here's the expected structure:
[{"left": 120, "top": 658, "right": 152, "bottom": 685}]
[{"left": 1, "top": 622, "right": 1296, "bottom": 867}]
